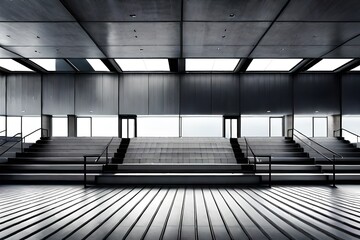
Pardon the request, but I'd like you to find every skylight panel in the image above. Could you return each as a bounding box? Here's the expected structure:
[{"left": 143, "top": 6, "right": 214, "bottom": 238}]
[
  {"left": 350, "top": 65, "right": 360, "bottom": 71},
  {"left": 30, "top": 59, "right": 57, "bottom": 71},
  {"left": 246, "top": 59, "right": 303, "bottom": 71},
  {"left": 0, "top": 59, "right": 33, "bottom": 72},
  {"left": 307, "top": 59, "right": 353, "bottom": 71},
  {"left": 115, "top": 59, "right": 170, "bottom": 71},
  {"left": 86, "top": 59, "right": 109, "bottom": 71},
  {"left": 186, "top": 59, "right": 239, "bottom": 71}
]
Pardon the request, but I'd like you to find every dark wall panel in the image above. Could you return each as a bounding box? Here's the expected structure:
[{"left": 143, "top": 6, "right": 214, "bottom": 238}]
[
  {"left": 119, "top": 74, "right": 148, "bottom": 115},
  {"left": 342, "top": 74, "right": 360, "bottom": 115},
  {"left": 240, "top": 74, "right": 292, "bottom": 114},
  {"left": 75, "top": 74, "right": 118, "bottom": 115},
  {"left": 149, "top": 74, "right": 179, "bottom": 115},
  {"left": 43, "top": 74, "right": 74, "bottom": 115},
  {"left": 0, "top": 75, "right": 5, "bottom": 115},
  {"left": 7, "top": 74, "right": 41, "bottom": 115},
  {"left": 211, "top": 74, "right": 239, "bottom": 115},
  {"left": 181, "top": 74, "right": 212, "bottom": 114},
  {"left": 294, "top": 74, "right": 340, "bottom": 115}
]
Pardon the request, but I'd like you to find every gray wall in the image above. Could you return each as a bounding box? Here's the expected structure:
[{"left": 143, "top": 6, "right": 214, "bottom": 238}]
[
  {"left": 7, "top": 74, "right": 41, "bottom": 115},
  {"left": 342, "top": 74, "right": 360, "bottom": 115},
  {"left": 181, "top": 74, "right": 212, "bottom": 114},
  {"left": 0, "top": 75, "right": 5, "bottom": 115},
  {"left": 43, "top": 74, "right": 75, "bottom": 115},
  {"left": 240, "top": 74, "right": 292, "bottom": 115},
  {"left": 2, "top": 72, "right": 360, "bottom": 117},
  {"left": 294, "top": 74, "right": 340, "bottom": 115},
  {"left": 75, "top": 74, "right": 118, "bottom": 115}
]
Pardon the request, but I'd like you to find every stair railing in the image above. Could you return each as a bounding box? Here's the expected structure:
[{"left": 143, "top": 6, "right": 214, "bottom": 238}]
[
  {"left": 84, "top": 137, "right": 114, "bottom": 188},
  {"left": 334, "top": 128, "right": 360, "bottom": 147},
  {"left": 0, "top": 132, "right": 22, "bottom": 158},
  {"left": 288, "top": 128, "right": 342, "bottom": 187},
  {"left": 244, "top": 137, "right": 272, "bottom": 187}
]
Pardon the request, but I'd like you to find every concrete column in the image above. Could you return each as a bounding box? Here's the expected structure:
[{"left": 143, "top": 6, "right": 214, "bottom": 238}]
[
  {"left": 41, "top": 115, "right": 52, "bottom": 138},
  {"left": 68, "top": 115, "right": 77, "bottom": 137},
  {"left": 328, "top": 114, "right": 341, "bottom": 137},
  {"left": 284, "top": 114, "right": 294, "bottom": 137}
]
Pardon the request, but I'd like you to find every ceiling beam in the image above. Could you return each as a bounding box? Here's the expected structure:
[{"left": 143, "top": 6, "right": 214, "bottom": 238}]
[
  {"left": 13, "top": 59, "right": 47, "bottom": 73},
  {"left": 289, "top": 59, "right": 322, "bottom": 73},
  {"left": 320, "top": 33, "right": 360, "bottom": 58},
  {"left": 246, "top": 0, "right": 291, "bottom": 58},
  {"left": 103, "top": 59, "right": 123, "bottom": 73},
  {"left": 234, "top": 58, "right": 252, "bottom": 73}
]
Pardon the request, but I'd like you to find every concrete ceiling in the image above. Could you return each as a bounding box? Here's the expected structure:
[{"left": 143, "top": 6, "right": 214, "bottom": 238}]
[{"left": 0, "top": 0, "right": 359, "bottom": 59}]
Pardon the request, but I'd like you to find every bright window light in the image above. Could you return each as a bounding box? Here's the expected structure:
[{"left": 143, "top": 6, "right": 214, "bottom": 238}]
[
  {"left": 246, "top": 59, "right": 303, "bottom": 71},
  {"left": 186, "top": 59, "right": 239, "bottom": 71},
  {"left": 0, "top": 59, "right": 33, "bottom": 71},
  {"left": 30, "top": 59, "right": 57, "bottom": 71},
  {"left": 86, "top": 59, "right": 109, "bottom": 72},
  {"left": 115, "top": 59, "right": 170, "bottom": 71},
  {"left": 350, "top": 65, "right": 360, "bottom": 71},
  {"left": 308, "top": 59, "right": 353, "bottom": 71}
]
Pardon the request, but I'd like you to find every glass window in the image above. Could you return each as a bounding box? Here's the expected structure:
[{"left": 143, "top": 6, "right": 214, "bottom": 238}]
[
  {"left": 22, "top": 116, "right": 41, "bottom": 143},
  {"left": 92, "top": 116, "right": 118, "bottom": 137},
  {"left": 7, "top": 116, "right": 21, "bottom": 137},
  {"left": 129, "top": 119, "right": 135, "bottom": 138},
  {"left": 138, "top": 116, "right": 179, "bottom": 137},
  {"left": 77, "top": 117, "right": 91, "bottom": 137},
  {"left": 182, "top": 116, "right": 222, "bottom": 137},
  {"left": 342, "top": 116, "right": 360, "bottom": 143},
  {"left": 294, "top": 117, "right": 312, "bottom": 137},
  {"left": 0, "top": 116, "right": 5, "bottom": 136},
  {"left": 241, "top": 116, "right": 269, "bottom": 137},
  {"left": 121, "top": 119, "right": 128, "bottom": 138},
  {"left": 52, "top": 117, "right": 68, "bottom": 137}
]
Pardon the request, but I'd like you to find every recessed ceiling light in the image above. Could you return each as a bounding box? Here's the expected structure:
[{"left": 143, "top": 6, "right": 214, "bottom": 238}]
[
  {"left": 315, "top": 111, "right": 319, "bottom": 113},
  {"left": 267, "top": 110, "right": 271, "bottom": 113},
  {"left": 247, "top": 59, "right": 303, "bottom": 71},
  {"left": 130, "top": 14, "right": 136, "bottom": 18},
  {"left": 186, "top": 59, "right": 240, "bottom": 71},
  {"left": 0, "top": 59, "right": 33, "bottom": 72},
  {"left": 86, "top": 59, "right": 110, "bottom": 72},
  {"left": 229, "top": 13, "right": 235, "bottom": 17},
  {"left": 307, "top": 59, "right": 353, "bottom": 71},
  {"left": 115, "top": 59, "right": 170, "bottom": 72},
  {"left": 30, "top": 59, "right": 57, "bottom": 71}
]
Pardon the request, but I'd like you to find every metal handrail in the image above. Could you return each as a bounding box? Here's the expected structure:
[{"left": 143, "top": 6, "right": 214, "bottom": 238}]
[
  {"left": 0, "top": 132, "right": 21, "bottom": 147},
  {"left": 289, "top": 128, "right": 342, "bottom": 158},
  {"left": 334, "top": 128, "right": 360, "bottom": 146},
  {"left": 289, "top": 128, "right": 341, "bottom": 187},
  {"left": 0, "top": 133, "right": 22, "bottom": 157},
  {"left": 244, "top": 137, "right": 272, "bottom": 187},
  {"left": 84, "top": 137, "right": 114, "bottom": 188},
  {"left": 0, "top": 130, "right": 5, "bottom": 134}
]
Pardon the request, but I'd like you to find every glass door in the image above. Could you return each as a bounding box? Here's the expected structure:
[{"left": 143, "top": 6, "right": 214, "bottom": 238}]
[
  {"left": 270, "top": 117, "right": 283, "bottom": 137},
  {"left": 223, "top": 116, "right": 239, "bottom": 138},
  {"left": 313, "top": 117, "right": 327, "bottom": 137},
  {"left": 119, "top": 115, "right": 137, "bottom": 138}
]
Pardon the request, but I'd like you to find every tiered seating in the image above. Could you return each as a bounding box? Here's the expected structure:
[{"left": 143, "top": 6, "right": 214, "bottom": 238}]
[
  {"left": 0, "top": 137, "right": 121, "bottom": 182},
  {"left": 115, "top": 137, "right": 237, "bottom": 164},
  {"left": 238, "top": 137, "right": 314, "bottom": 164},
  {"left": 302, "top": 137, "right": 360, "bottom": 174}
]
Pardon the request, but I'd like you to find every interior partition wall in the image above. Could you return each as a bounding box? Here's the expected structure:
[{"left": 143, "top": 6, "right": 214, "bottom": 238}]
[{"left": 0, "top": 73, "right": 359, "bottom": 139}]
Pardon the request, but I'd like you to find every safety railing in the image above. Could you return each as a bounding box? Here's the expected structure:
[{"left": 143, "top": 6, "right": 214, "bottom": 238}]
[
  {"left": 334, "top": 128, "right": 360, "bottom": 147},
  {"left": 0, "top": 127, "right": 48, "bottom": 158},
  {"left": 288, "top": 128, "right": 342, "bottom": 187},
  {"left": 0, "top": 133, "right": 22, "bottom": 158},
  {"left": 84, "top": 137, "right": 114, "bottom": 188},
  {"left": 244, "top": 137, "right": 272, "bottom": 187}
]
